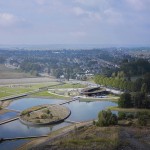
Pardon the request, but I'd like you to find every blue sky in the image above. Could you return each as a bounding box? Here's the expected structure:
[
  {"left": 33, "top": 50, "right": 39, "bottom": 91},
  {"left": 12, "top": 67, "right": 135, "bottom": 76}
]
[{"left": 0, "top": 0, "right": 150, "bottom": 46}]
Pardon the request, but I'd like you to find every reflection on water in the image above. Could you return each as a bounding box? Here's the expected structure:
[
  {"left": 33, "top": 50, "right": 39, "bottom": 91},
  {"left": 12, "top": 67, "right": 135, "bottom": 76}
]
[
  {"left": 0, "top": 112, "right": 18, "bottom": 121},
  {"left": 65, "top": 100, "right": 117, "bottom": 121},
  {"left": 0, "top": 139, "right": 29, "bottom": 150},
  {"left": 0, "top": 120, "right": 70, "bottom": 138},
  {"left": 0, "top": 98, "right": 117, "bottom": 150},
  {"left": 7, "top": 98, "right": 64, "bottom": 111}
]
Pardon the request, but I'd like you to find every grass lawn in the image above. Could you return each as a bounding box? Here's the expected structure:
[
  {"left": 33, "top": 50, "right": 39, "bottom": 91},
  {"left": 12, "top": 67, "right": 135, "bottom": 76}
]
[
  {"left": 31, "top": 91, "right": 71, "bottom": 100},
  {"left": 80, "top": 96, "right": 119, "bottom": 102},
  {"left": 52, "top": 83, "right": 86, "bottom": 89},
  {"left": 0, "top": 82, "right": 59, "bottom": 99},
  {"left": 0, "top": 82, "right": 86, "bottom": 99},
  {"left": 107, "top": 106, "right": 150, "bottom": 113}
]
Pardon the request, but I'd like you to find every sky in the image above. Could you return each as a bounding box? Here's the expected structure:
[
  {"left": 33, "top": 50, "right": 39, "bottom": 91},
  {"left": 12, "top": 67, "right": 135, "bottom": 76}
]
[{"left": 0, "top": 0, "right": 150, "bottom": 46}]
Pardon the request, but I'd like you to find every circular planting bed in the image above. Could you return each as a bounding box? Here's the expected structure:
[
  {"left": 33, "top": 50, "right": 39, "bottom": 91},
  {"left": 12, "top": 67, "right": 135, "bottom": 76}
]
[{"left": 19, "top": 104, "right": 71, "bottom": 126}]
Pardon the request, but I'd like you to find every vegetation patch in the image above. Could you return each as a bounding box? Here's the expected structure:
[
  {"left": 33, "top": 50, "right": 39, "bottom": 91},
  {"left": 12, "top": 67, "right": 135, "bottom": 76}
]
[
  {"left": 47, "top": 126, "right": 119, "bottom": 150},
  {"left": 0, "top": 82, "right": 58, "bottom": 99},
  {"left": 20, "top": 104, "right": 70, "bottom": 125},
  {"left": 108, "top": 106, "right": 150, "bottom": 113}
]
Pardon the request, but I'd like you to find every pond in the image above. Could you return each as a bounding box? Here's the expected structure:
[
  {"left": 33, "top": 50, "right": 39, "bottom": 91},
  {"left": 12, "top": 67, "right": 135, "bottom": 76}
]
[
  {"left": 0, "top": 98, "right": 117, "bottom": 150},
  {"left": 0, "top": 112, "right": 18, "bottom": 122}
]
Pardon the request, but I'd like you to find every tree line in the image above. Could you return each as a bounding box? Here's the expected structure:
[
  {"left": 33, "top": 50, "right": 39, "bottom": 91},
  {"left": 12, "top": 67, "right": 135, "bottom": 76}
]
[
  {"left": 94, "top": 74, "right": 150, "bottom": 93},
  {"left": 118, "top": 92, "right": 150, "bottom": 109}
]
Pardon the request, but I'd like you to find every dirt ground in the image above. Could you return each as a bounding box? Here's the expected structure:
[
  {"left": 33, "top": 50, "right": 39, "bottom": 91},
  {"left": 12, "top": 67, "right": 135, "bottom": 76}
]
[{"left": 119, "top": 127, "right": 150, "bottom": 150}]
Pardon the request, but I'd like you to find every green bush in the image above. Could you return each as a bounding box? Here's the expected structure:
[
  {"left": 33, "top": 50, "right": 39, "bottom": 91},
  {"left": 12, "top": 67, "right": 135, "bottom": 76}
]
[
  {"left": 126, "top": 113, "right": 134, "bottom": 119},
  {"left": 93, "top": 120, "right": 96, "bottom": 125},
  {"left": 97, "top": 109, "right": 118, "bottom": 127},
  {"left": 21, "top": 110, "right": 29, "bottom": 115},
  {"left": 136, "top": 111, "right": 149, "bottom": 126},
  {"left": 118, "top": 112, "right": 126, "bottom": 120},
  {"left": 138, "top": 115, "right": 147, "bottom": 126},
  {"left": 50, "top": 114, "right": 53, "bottom": 119},
  {"left": 45, "top": 109, "right": 50, "bottom": 114},
  {"left": 27, "top": 112, "right": 30, "bottom": 117}
]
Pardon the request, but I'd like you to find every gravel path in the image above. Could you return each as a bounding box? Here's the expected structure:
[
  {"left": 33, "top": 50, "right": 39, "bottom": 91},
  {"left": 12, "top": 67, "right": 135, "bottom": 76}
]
[{"left": 119, "top": 127, "right": 150, "bottom": 150}]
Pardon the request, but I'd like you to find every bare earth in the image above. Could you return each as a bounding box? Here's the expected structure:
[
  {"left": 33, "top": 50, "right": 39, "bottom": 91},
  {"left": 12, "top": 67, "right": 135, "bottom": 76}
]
[{"left": 0, "top": 77, "right": 56, "bottom": 85}]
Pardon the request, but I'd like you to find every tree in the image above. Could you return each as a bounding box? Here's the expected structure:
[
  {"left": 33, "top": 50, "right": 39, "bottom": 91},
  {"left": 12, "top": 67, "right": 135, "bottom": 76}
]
[
  {"left": 132, "top": 78, "right": 143, "bottom": 92},
  {"left": 118, "top": 93, "right": 132, "bottom": 108},
  {"left": 141, "top": 83, "right": 148, "bottom": 93},
  {"left": 131, "top": 92, "right": 145, "bottom": 108},
  {"left": 96, "top": 109, "right": 118, "bottom": 127}
]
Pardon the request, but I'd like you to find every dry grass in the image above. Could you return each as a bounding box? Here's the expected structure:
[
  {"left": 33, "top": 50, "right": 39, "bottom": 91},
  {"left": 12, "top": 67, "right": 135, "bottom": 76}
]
[
  {"left": 47, "top": 126, "right": 120, "bottom": 150},
  {"left": 0, "top": 64, "right": 35, "bottom": 79}
]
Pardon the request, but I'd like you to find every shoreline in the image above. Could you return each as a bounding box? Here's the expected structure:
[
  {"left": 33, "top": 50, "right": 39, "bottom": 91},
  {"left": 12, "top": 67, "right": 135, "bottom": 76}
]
[{"left": 0, "top": 100, "right": 12, "bottom": 115}]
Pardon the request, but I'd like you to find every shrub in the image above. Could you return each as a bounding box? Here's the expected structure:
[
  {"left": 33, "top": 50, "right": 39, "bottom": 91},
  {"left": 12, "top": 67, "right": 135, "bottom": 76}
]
[
  {"left": 93, "top": 120, "right": 96, "bottom": 125},
  {"left": 138, "top": 115, "right": 147, "bottom": 126},
  {"left": 41, "top": 114, "right": 48, "bottom": 119},
  {"left": 36, "top": 120, "right": 41, "bottom": 123},
  {"left": 126, "top": 113, "right": 134, "bottom": 119},
  {"left": 136, "top": 111, "right": 150, "bottom": 118},
  {"left": 27, "top": 112, "right": 30, "bottom": 117},
  {"left": 50, "top": 114, "right": 53, "bottom": 119},
  {"left": 118, "top": 112, "right": 126, "bottom": 120},
  {"left": 46, "top": 109, "right": 50, "bottom": 114},
  {"left": 97, "top": 109, "right": 118, "bottom": 127},
  {"left": 21, "top": 110, "right": 29, "bottom": 115},
  {"left": 136, "top": 111, "right": 149, "bottom": 126}
]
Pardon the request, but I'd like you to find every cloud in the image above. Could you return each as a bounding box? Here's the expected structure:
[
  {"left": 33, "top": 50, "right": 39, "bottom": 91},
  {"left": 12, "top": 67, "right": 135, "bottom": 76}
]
[
  {"left": 70, "top": 31, "right": 86, "bottom": 37},
  {"left": 72, "top": 7, "right": 101, "bottom": 21},
  {"left": 125, "top": 0, "right": 150, "bottom": 11},
  {"left": 0, "top": 12, "right": 26, "bottom": 27},
  {"left": 34, "top": 0, "right": 47, "bottom": 5},
  {"left": 104, "top": 9, "right": 123, "bottom": 25},
  {"left": 72, "top": 7, "right": 85, "bottom": 16},
  {"left": 75, "top": 0, "right": 104, "bottom": 6},
  {"left": 0, "top": 13, "right": 17, "bottom": 26}
]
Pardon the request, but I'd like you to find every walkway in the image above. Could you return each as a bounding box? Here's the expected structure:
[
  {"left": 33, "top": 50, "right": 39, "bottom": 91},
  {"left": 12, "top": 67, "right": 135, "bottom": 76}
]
[
  {"left": 0, "top": 117, "right": 19, "bottom": 125},
  {"left": 59, "top": 97, "right": 79, "bottom": 105},
  {"left": 4, "top": 108, "right": 21, "bottom": 113},
  {"left": 0, "top": 135, "right": 48, "bottom": 142},
  {"left": 65, "top": 120, "right": 80, "bottom": 124}
]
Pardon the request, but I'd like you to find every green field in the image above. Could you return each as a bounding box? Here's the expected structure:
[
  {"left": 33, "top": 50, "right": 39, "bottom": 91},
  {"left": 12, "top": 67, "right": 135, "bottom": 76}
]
[
  {"left": 0, "top": 82, "right": 58, "bottom": 99},
  {"left": 107, "top": 106, "right": 150, "bottom": 113},
  {"left": 0, "top": 83, "right": 86, "bottom": 99},
  {"left": 51, "top": 83, "right": 86, "bottom": 89},
  {"left": 31, "top": 91, "right": 70, "bottom": 100}
]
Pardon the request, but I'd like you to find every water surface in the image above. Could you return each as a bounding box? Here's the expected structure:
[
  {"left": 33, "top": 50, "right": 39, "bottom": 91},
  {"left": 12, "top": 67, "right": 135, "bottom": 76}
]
[
  {"left": 0, "top": 112, "right": 18, "bottom": 121},
  {"left": 0, "top": 97, "right": 117, "bottom": 150}
]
